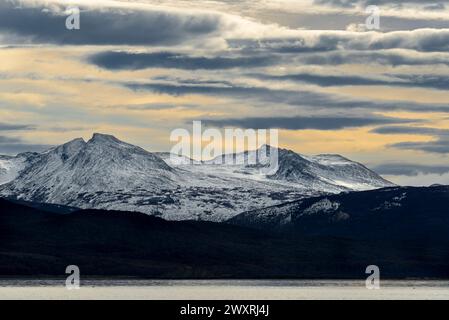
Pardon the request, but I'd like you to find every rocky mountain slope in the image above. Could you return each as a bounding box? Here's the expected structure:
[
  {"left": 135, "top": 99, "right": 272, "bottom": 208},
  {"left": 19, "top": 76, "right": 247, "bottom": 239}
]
[
  {"left": 0, "top": 133, "right": 394, "bottom": 221},
  {"left": 229, "top": 185, "right": 449, "bottom": 241}
]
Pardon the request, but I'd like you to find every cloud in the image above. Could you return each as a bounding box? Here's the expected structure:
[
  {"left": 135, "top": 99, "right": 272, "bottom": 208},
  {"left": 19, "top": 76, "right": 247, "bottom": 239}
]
[
  {"left": 126, "top": 81, "right": 449, "bottom": 113},
  {"left": 201, "top": 115, "right": 417, "bottom": 130},
  {"left": 315, "top": 0, "right": 448, "bottom": 9},
  {"left": 0, "top": 143, "right": 53, "bottom": 155},
  {"left": 153, "top": 77, "right": 235, "bottom": 87},
  {"left": 125, "top": 103, "right": 198, "bottom": 110},
  {"left": 424, "top": 3, "right": 447, "bottom": 11},
  {"left": 371, "top": 126, "right": 449, "bottom": 136},
  {"left": 0, "top": 123, "right": 35, "bottom": 131},
  {"left": 0, "top": 121, "right": 59, "bottom": 156},
  {"left": 227, "top": 38, "right": 338, "bottom": 53},
  {"left": 372, "top": 163, "right": 449, "bottom": 176},
  {"left": 0, "top": 135, "right": 52, "bottom": 155},
  {"left": 231, "top": 29, "right": 449, "bottom": 53},
  {"left": 391, "top": 139, "right": 449, "bottom": 154},
  {"left": 2, "top": 1, "right": 449, "bottom": 54},
  {"left": 0, "top": 136, "right": 21, "bottom": 143},
  {"left": 251, "top": 72, "right": 392, "bottom": 87},
  {"left": 2, "top": 0, "right": 449, "bottom": 165},
  {"left": 89, "top": 51, "right": 276, "bottom": 70},
  {"left": 299, "top": 50, "right": 449, "bottom": 66},
  {"left": 0, "top": 1, "right": 224, "bottom": 46},
  {"left": 44, "top": 126, "right": 87, "bottom": 132},
  {"left": 251, "top": 72, "right": 449, "bottom": 90},
  {"left": 372, "top": 125, "right": 449, "bottom": 154}
]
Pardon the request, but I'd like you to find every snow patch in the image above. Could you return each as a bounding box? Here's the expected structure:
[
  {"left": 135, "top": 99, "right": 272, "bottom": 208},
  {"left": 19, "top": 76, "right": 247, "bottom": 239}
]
[{"left": 303, "top": 199, "right": 340, "bottom": 216}]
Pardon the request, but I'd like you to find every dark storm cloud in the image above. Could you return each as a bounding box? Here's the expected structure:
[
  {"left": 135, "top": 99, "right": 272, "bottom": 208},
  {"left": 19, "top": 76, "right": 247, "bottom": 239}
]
[
  {"left": 372, "top": 163, "right": 449, "bottom": 176},
  {"left": 201, "top": 115, "right": 416, "bottom": 130},
  {"left": 0, "top": 1, "right": 221, "bottom": 46},
  {"left": 126, "top": 81, "right": 449, "bottom": 113},
  {"left": 89, "top": 51, "right": 277, "bottom": 70},
  {"left": 0, "top": 123, "right": 35, "bottom": 131}
]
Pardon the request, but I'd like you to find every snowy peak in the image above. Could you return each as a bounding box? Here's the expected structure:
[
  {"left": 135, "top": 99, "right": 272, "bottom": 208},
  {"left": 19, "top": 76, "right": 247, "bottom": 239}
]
[
  {"left": 208, "top": 144, "right": 394, "bottom": 191},
  {"left": 66, "top": 133, "right": 173, "bottom": 172},
  {"left": 87, "top": 133, "right": 136, "bottom": 150},
  {"left": 88, "top": 133, "right": 122, "bottom": 145},
  {"left": 0, "top": 133, "right": 177, "bottom": 205},
  {"left": 52, "top": 138, "right": 86, "bottom": 160},
  {"left": 0, "top": 134, "right": 394, "bottom": 222},
  {"left": 273, "top": 149, "right": 394, "bottom": 191},
  {"left": 234, "top": 145, "right": 394, "bottom": 191},
  {"left": 206, "top": 144, "right": 280, "bottom": 166},
  {"left": 270, "top": 148, "right": 315, "bottom": 181},
  {"left": 84, "top": 134, "right": 171, "bottom": 169}
]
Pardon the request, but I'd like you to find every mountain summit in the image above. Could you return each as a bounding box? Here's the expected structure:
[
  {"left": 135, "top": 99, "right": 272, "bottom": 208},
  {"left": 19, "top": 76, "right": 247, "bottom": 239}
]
[
  {"left": 271, "top": 147, "right": 394, "bottom": 191},
  {"left": 205, "top": 145, "right": 394, "bottom": 192},
  {"left": 0, "top": 134, "right": 394, "bottom": 221},
  {"left": 0, "top": 133, "right": 176, "bottom": 205}
]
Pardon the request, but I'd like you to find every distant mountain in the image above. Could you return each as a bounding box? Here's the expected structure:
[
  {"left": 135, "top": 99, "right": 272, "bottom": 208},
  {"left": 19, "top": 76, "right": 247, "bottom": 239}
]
[
  {"left": 2, "top": 198, "right": 449, "bottom": 279},
  {"left": 270, "top": 147, "right": 394, "bottom": 191},
  {"left": 0, "top": 133, "right": 178, "bottom": 205},
  {"left": 229, "top": 185, "right": 449, "bottom": 241},
  {"left": 205, "top": 145, "right": 394, "bottom": 190},
  {"left": 0, "top": 134, "right": 394, "bottom": 221}
]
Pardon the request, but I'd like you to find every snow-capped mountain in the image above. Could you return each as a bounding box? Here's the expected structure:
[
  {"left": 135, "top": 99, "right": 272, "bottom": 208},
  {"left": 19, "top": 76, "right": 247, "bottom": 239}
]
[
  {"left": 0, "top": 133, "right": 178, "bottom": 206},
  {"left": 272, "top": 149, "right": 394, "bottom": 191},
  {"left": 204, "top": 146, "right": 394, "bottom": 192},
  {"left": 0, "top": 133, "right": 394, "bottom": 221}
]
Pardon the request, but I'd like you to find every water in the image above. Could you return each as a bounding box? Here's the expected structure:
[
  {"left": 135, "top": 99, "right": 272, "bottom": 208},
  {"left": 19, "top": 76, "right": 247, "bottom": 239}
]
[{"left": 1, "top": 280, "right": 448, "bottom": 300}]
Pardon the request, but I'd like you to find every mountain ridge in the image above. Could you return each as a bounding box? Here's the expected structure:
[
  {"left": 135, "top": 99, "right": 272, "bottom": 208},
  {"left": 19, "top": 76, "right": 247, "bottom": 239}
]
[
  {"left": 0, "top": 133, "right": 394, "bottom": 222},
  {"left": 229, "top": 185, "right": 449, "bottom": 239}
]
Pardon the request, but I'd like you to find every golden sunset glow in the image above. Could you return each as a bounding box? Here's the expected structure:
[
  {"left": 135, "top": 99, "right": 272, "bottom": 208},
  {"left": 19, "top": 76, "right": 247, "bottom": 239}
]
[{"left": 1, "top": 0, "right": 449, "bottom": 185}]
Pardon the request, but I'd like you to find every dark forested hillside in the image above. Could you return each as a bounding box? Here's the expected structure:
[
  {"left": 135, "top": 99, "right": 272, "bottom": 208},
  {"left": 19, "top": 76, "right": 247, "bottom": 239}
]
[{"left": 1, "top": 197, "right": 449, "bottom": 279}]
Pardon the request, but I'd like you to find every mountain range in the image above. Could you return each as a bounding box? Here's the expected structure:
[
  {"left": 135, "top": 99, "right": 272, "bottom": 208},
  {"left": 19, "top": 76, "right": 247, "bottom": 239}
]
[
  {"left": 0, "top": 133, "right": 394, "bottom": 222},
  {"left": 1, "top": 133, "right": 449, "bottom": 279}
]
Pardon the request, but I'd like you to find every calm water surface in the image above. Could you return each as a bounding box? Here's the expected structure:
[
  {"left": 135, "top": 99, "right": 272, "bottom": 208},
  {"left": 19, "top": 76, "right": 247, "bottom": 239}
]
[{"left": 1, "top": 280, "right": 448, "bottom": 300}]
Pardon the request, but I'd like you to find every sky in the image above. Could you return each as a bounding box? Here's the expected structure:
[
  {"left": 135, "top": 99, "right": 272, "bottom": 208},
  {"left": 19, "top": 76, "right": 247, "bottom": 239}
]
[{"left": 1, "top": 0, "right": 449, "bottom": 186}]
